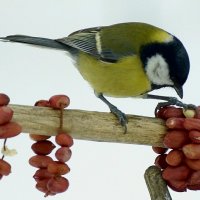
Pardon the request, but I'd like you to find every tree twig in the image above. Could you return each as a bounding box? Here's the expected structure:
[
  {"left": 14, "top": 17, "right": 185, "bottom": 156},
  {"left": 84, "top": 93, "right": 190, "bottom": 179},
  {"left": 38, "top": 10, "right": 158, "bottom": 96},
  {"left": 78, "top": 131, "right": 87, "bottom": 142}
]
[
  {"left": 9, "top": 104, "right": 167, "bottom": 147},
  {"left": 144, "top": 166, "right": 172, "bottom": 200}
]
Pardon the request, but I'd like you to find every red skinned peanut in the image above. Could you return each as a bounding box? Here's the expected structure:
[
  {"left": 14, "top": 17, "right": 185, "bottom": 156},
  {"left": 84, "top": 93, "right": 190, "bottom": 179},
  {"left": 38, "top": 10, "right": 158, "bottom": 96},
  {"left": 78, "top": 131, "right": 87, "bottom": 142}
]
[
  {"left": 0, "top": 106, "right": 13, "bottom": 125},
  {"left": 0, "top": 122, "right": 22, "bottom": 139},
  {"left": 47, "top": 176, "right": 69, "bottom": 194},
  {"left": 187, "top": 184, "right": 200, "bottom": 190},
  {"left": 162, "top": 165, "right": 191, "bottom": 181},
  {"left": 154, "top": 154, "right": 168, "bottom": 169},
  {"left": 185, "top": 158, "right": 200, "bottom": 171},
  {"left": 156, "top": 106, "right": 184, "bottom": 119},
  {"left": 31, "top": 140, "right": 56, "bottom": 155},
  {"left": 183, "top": 144, "right": 200, "bottom": 159},
  {"left": 187, "top": 171, "right": 200, "bottom": 190},
  {"left": 33, "top": 169, "right": 54, "bottom": 182},
  {"left": 0, "top": 93, "right": 10, "bottom": 106},
  {"left": 167, "top": 179, "right": 187, "bottom": 192},
  {"left": 35, "top": 178, "right": 50, "bottom": 194},
  {"left": 29, "top": 155, "right": 53, "bottom": 168},
  {"left": 152, "top": 146, "right": 168, "bottom": 154},
  {"left": 184, "top": 118, "right": 200, "bottom": 131},
  {"left": 0, "top": 159, "right": 11, "bottom": 176},
  {"left": 34, "top": 100, "right": 50, "bottom": 107},
  {"left": 49, "top": 95, "right": 70, "bottom": 109},
  {"left": 55, "top": 147, "right": 72, "bottom": 163},
  {"left": 29, "top": 134, "right": 51, "bottom": 141},
  {"left": 163, "top": 130, "right": 189, "bottom": 149},
  {"left": 55, "top": 133, "right": 74, "bottom": 147},
  {"left": 166, "top": 150, "right": 184, "bottom": 167},
  {"left": 47, "top": 161, "right": 70, "bottom": 175},
  {"left": 166, "top": 118, "right": 185, "bottom": 129},
  {"left": 189, "top": 130, "right": 200, "bottom": 143}
]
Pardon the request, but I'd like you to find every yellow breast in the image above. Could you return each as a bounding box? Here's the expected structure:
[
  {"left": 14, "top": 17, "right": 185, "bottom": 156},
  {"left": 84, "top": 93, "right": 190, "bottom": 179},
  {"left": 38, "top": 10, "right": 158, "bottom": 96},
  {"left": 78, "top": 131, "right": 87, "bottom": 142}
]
[{"left": 76, "top": 52, "right": 151, "bottom": 97}]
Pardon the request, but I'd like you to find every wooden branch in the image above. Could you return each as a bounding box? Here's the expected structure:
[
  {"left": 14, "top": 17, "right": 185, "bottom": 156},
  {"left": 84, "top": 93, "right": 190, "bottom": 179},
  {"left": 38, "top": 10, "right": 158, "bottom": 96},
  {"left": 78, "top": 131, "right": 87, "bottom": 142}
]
[
  {"left": 9, "top": 104, "right": 167, "bottom": 147},
  {"left": 144, "top": 166, "right": 172, "bottom": 200}
]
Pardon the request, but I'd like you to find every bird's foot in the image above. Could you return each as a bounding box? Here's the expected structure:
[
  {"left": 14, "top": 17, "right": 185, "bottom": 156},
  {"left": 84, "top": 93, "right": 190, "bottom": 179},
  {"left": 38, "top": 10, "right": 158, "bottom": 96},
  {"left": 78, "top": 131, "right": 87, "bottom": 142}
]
[
  {"left": 109, "top": 104, "right": 128, "bottom": 134},
  {"left": 155, "top": 97, "right": 197, "bottom": 115},
  {"left": 95, "top": 92, "right": 128, "bottom": 133}
]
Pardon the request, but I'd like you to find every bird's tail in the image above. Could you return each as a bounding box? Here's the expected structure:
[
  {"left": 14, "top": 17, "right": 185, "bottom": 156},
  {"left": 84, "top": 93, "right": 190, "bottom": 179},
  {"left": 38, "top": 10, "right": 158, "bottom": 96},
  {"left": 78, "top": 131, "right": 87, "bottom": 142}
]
[{"left": 0, "top": 35, "right": 68, "bottom": 51}]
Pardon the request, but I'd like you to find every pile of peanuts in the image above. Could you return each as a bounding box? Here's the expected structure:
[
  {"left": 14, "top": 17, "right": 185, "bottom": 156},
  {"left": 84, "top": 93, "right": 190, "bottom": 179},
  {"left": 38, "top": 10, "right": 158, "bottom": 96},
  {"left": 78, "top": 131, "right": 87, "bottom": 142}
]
[{"left": 153, "top": 106, "right": 200, "bottom": 192}]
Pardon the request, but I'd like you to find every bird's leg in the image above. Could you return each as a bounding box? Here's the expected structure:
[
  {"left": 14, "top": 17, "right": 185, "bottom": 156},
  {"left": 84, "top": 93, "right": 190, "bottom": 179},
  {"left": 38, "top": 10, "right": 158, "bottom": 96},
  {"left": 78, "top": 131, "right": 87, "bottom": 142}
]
[
  {"left": 95, "top": 92, "right": 128, "bottom": 133},
  {"left": 144, "top": 94, "right": 196, "bottom": 114}
]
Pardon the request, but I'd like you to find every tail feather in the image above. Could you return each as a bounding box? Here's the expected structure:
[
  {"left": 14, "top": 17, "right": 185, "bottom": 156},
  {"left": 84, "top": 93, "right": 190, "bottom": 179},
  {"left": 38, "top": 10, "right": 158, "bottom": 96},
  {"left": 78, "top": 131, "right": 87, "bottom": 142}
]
[{"left": 0, "top": 35, "right": 68, "bottom": 51}]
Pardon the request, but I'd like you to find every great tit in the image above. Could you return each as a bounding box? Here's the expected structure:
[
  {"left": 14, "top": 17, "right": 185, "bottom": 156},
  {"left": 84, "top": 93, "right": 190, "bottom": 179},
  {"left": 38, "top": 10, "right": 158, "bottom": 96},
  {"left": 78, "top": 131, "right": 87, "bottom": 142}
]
[{"left": 0, "top": 22, "right": 190, "bottom": 132}]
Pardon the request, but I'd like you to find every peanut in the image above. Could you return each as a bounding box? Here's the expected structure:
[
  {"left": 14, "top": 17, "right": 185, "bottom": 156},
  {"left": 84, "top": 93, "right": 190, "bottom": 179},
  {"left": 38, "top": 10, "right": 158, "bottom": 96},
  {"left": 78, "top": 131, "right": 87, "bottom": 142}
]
[
  {"left": 163, "top": 130, "right": 189, "bottom": 149},
  {"left": 183, "top": 144, "right": 200, "bottom": 159}
]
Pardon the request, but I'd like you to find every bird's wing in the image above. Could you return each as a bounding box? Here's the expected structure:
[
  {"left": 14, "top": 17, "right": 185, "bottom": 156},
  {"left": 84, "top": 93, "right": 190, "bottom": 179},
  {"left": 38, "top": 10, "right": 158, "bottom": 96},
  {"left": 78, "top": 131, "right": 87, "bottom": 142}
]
[
  {"left": 57, "top": 27, "right": 100, "bottom": 58},
  {"left": 56, "top": 26, "right": 134, "bottom": 63}
]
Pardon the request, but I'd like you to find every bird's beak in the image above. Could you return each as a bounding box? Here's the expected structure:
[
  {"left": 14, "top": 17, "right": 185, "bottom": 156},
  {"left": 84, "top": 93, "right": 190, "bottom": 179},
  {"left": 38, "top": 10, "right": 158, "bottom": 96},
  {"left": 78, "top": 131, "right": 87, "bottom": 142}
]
[{"left": 174, "top": 83, "right": 183, "bottom": 99}]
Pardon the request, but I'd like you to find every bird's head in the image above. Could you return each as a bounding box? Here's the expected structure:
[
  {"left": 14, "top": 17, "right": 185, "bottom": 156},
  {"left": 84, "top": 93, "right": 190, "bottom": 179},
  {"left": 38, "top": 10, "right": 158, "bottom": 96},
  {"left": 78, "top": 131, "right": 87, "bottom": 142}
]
[{"left": 140, "top": 36, "right": 190, "bottom": 99}]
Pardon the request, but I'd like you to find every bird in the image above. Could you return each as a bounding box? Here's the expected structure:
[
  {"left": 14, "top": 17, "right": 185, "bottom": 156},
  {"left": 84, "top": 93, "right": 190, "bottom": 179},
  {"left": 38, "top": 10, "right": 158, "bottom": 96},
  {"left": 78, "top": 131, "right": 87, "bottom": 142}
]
[{"left": 0, "top": 22, "right": 190, "bottom": 132}]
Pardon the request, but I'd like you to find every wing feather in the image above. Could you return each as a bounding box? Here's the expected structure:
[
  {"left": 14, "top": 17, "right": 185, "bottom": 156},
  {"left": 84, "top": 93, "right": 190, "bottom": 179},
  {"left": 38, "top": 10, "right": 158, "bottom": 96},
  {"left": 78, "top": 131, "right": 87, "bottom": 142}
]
[{"left": 57, "top": 29, "right": 99, "bottom": 57}]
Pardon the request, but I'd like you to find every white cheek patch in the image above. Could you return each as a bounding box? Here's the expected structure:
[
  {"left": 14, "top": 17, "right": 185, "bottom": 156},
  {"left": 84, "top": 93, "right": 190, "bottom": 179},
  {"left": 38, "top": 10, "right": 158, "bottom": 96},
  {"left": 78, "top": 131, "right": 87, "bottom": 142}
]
[{"left": 145, "top": 54, "right": 173, "bottom": 86}]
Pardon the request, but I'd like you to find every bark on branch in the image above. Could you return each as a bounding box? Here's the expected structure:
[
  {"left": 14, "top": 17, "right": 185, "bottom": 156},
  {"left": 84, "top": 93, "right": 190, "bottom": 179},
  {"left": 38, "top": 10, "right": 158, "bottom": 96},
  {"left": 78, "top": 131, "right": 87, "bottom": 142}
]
[{"left": 9, "top": 104, "right": 166, "bottom": 147}]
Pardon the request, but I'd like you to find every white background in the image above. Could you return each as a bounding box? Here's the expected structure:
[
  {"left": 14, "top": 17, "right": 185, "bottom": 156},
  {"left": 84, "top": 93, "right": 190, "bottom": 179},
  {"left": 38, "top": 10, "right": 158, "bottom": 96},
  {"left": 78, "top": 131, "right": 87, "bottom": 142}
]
[{"left": 0, "top": 0, "right": 200, "bottom": 199}]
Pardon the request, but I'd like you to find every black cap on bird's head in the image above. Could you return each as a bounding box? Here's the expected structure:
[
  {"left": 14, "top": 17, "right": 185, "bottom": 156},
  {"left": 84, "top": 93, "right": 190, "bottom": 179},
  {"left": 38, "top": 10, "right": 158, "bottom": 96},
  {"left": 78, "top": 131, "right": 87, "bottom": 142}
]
[
  {"left": 166, "top": 36, "right": 190, "bottom": 99},
  {"left": 140, "top": 36, "right": 190, "bottom": 99}
]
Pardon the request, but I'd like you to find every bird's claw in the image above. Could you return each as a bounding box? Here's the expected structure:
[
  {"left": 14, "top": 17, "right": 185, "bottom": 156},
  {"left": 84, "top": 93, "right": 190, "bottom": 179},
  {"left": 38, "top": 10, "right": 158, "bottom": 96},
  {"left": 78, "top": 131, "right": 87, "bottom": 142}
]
[
  {"left": 155, "top": 97, "right": 197, "bottom": 116},
  {"left": 95, "top": 93, "right": 128, "bottom": 133},
  {"left": 182, "top": 103, "right": 197, "bottom": 110},
  {"left": 109, "top": 105, "right": 128, "bottom": 134}
]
